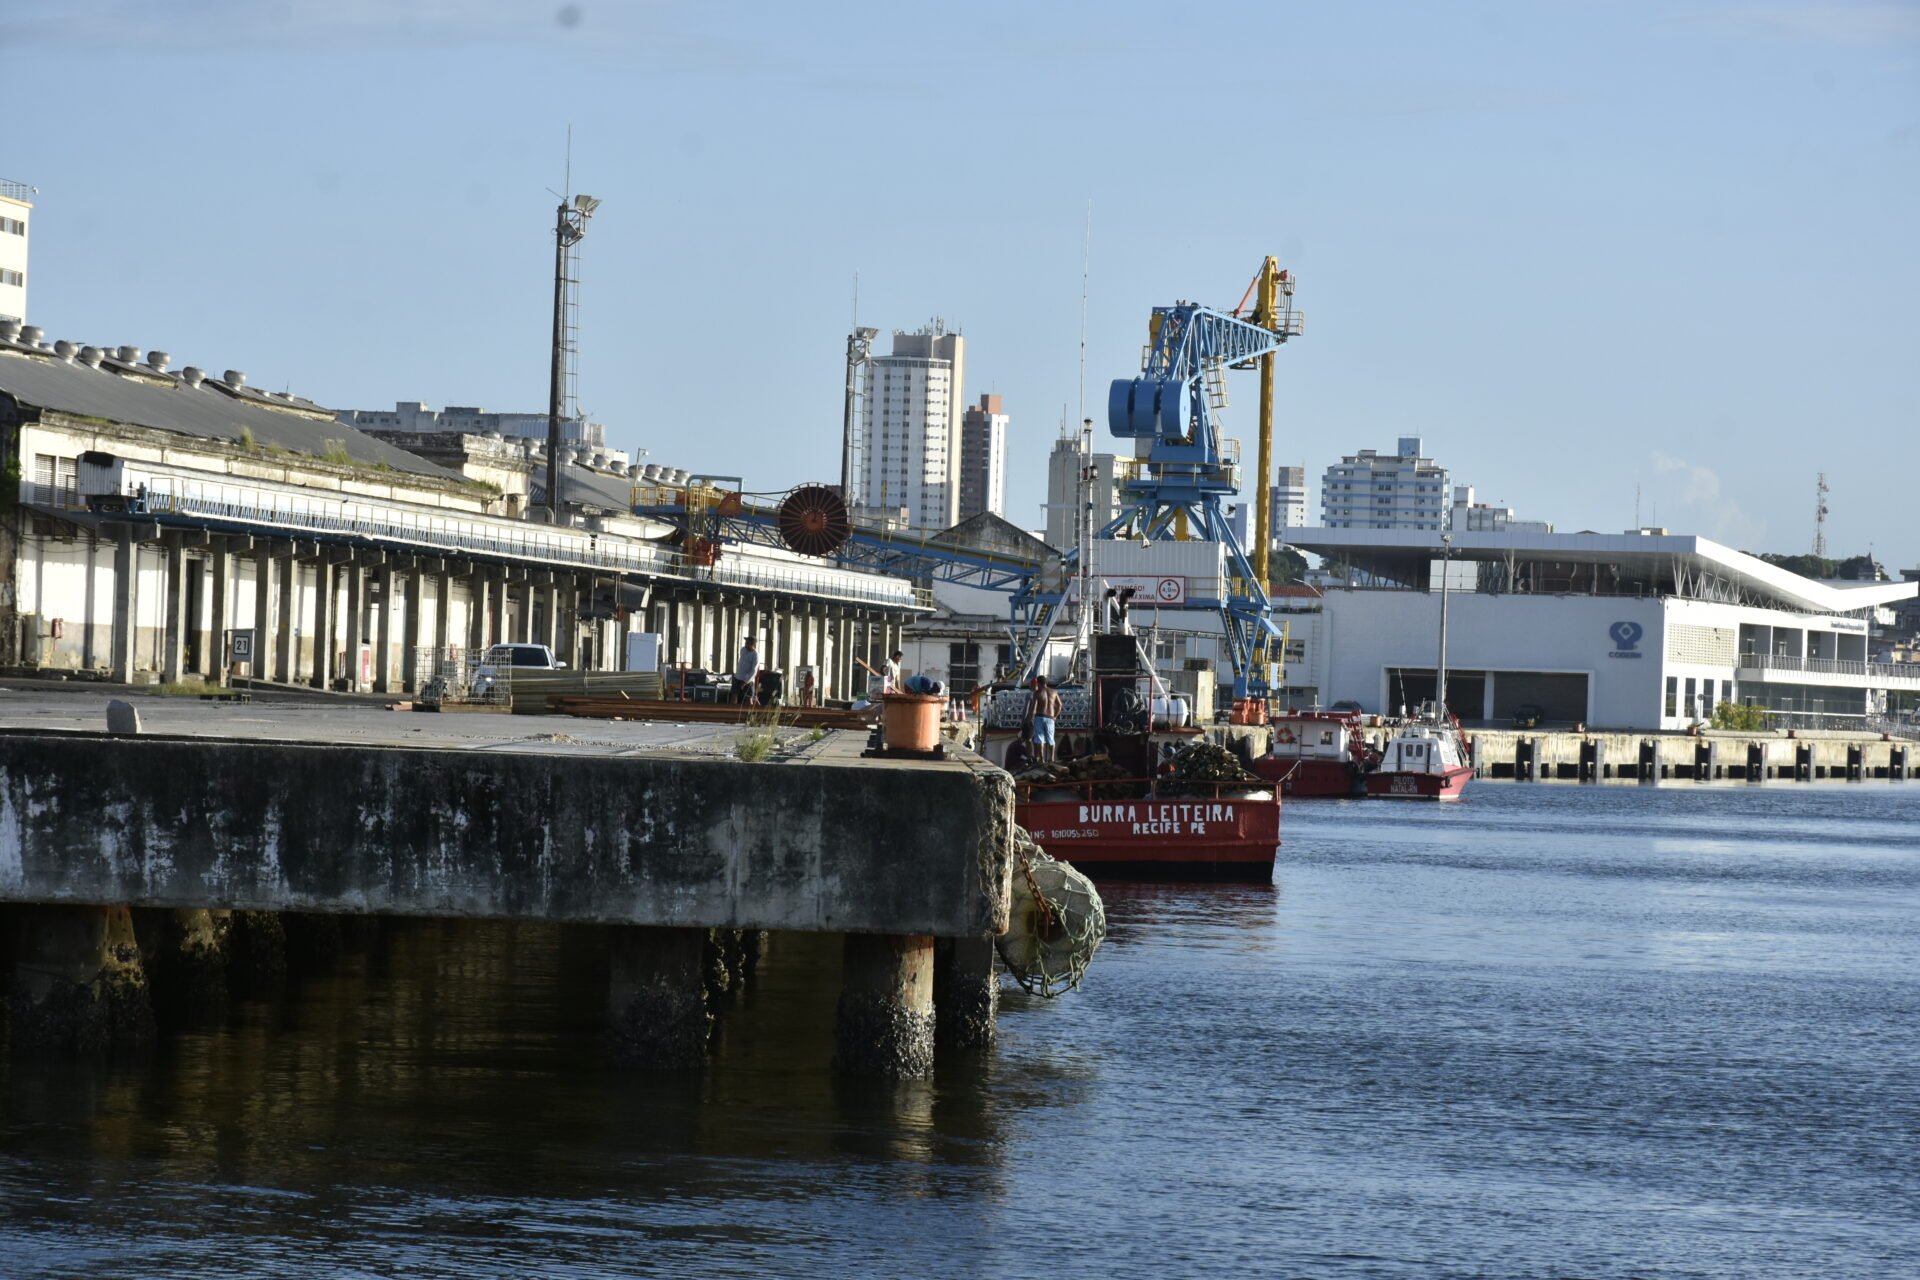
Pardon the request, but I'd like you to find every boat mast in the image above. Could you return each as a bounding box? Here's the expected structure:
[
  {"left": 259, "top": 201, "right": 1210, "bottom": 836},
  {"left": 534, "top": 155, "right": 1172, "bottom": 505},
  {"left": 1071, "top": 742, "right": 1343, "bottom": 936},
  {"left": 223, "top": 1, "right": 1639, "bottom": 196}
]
[{"left": 1436, "top": 532, "right": 1452, "bottom": 722}]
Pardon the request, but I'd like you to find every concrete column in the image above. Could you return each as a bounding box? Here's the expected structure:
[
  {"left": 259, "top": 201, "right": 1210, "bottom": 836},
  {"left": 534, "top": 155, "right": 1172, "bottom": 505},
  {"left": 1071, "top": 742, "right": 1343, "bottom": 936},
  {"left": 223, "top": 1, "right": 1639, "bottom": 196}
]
[
  {"left": 109, "top": 526, "right": 136, "bottom": 682},
  {"left": 250, "top": 548, "right": 272, "bottom": 683},
  {"left": 209, "top": 540, "right": 230, "bottom": 681},
  {"left": 562, "top": 578, "right": 583, "bottom": 670},
  {"left": 606, "top": 925, "right": 711, "bottom": 1068},
  {"left": 375, "top": 564, "right": 396, "bottom": 693},
  {"left": 311, "top": 560, "right": 334, "bottom": 690},
  {"left": 934, "top": 936, "right": 998, "bottom": 1051},
  {"left": 836, "top": 933, "right": 935, "bottom": 1076},
  {"left": 274, "top": 550, "right": 297, "bottom": 683},
  {"left": 490, "top": 573, "right": 508, "bottom": 647},
  {"left": 834, "top": 614, "right": 853, "bottom": 700},
  {"left": 9, "top": 904, "right": 155, "bottom": 1055},
  {"left": 433, "top": 572, "right": 452, "bottom": 660},
  {"left": 138, "top": 907, "right": 232, "bottom": 1026},
  {"left": 690, "top": 600, "right": 707, "bottom": 670},
  {"left": 539, "top": 583, "right": 561, "bottom": 653},
  {"left": 513, "top": 579, "right": 533, "bottom": 644},
  {"left": 467, "top": 575, "right": 489, "bottom": 656},
  {"left": 161, "top": 537, "right": 187, "bottom": 683},
  {"left": 402, "top": 569, "right": 424, "bottom": 692},
  {"left": 342, "top": 562, "right": 365, "bottom": 690}
]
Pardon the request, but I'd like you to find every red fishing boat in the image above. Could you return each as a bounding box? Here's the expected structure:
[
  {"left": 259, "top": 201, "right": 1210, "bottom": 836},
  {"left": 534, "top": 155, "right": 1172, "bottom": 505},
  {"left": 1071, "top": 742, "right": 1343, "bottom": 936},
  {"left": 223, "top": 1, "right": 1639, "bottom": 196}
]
[
  {"left": 979, "top": 632, "right": 1281, "bottom": 882},
  {"left": 1250, "top": 709, "right": 1376, "bottom": 798}
]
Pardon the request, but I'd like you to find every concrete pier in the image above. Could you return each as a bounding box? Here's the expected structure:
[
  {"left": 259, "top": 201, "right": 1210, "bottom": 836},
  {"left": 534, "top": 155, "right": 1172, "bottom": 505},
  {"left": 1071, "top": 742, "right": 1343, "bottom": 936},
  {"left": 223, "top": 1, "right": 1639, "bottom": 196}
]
[
  {"left": 608, "top": 925, "right": 711, "bottom": 1068},
  {"left": 836, "top": 933, "right": 936, "bottom": 1077},
  {"left": 0, "top": 697, "right": 1012, "bottom": 1068},
  {"left": 137, "top": 906, "right": 232, "bottom": 1025},
  {"left": 934, "top": 936, "right": 998, "bottom": 1052},
  {"left": 8, "top": 904, "right": 154, "bottom": 1055}
]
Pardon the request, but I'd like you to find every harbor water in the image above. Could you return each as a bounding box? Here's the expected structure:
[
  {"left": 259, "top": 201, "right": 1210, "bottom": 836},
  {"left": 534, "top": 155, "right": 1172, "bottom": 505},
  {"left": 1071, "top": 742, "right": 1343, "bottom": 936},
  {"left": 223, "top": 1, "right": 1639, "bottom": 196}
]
[{"left": 4, "top": 783, "right": 1917, "bottom": 1277}]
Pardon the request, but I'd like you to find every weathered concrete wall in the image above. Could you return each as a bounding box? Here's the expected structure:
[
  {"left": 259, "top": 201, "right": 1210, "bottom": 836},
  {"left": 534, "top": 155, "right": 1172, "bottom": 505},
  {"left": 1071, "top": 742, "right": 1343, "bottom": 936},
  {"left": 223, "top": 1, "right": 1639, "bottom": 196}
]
[{"left": 0, "top": 731, "right": 1012, "bottom": 937}]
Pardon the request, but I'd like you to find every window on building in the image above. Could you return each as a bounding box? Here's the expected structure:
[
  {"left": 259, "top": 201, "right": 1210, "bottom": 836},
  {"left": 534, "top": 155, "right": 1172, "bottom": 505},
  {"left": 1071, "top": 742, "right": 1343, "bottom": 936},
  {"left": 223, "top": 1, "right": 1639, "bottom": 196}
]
[
  {"left": 1721, "top": 679, "right": 1733, "bottom": 708},
  {"left": 0, "top": 268, "right": 23, "bottom": 287},
  {"left": 0, "top": 217, "right": 23, "bottom": 235},
  {"left": 1665, "top": 676, "right": 1677, "bottom": 717},
  {"left": 1684, "top": 677, "right": 1697, "bottom": 719}
]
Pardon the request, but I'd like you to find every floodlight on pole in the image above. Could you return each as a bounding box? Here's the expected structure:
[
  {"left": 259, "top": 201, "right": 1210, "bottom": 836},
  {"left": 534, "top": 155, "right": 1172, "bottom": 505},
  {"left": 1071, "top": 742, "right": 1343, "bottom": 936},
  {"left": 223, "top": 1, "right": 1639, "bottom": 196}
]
[{"left": 546, "top": 192, "right": 599, "bottom": 520}]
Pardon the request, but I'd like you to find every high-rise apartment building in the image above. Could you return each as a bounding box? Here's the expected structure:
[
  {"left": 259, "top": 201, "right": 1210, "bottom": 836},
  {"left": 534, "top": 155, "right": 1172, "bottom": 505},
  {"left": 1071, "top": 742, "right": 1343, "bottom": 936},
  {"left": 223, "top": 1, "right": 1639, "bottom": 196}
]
[
  {"left": 1043, "top": 433, "right": 1122, "bottom": 550},
  {"left": 1271, "top": 465, "right": 1308, "bottom": 537},
  {"left": 859, "top": 321, "right": 965, "bottom": 530},
  {"left": 0, "top": 179, "right": 33, "bottom": 323},
  {"left": 957, "top": 393, "right": 1008, "bottom": 520},
  {"left": 1320, "top": 436, "right": 1449, "bottom": 530}
]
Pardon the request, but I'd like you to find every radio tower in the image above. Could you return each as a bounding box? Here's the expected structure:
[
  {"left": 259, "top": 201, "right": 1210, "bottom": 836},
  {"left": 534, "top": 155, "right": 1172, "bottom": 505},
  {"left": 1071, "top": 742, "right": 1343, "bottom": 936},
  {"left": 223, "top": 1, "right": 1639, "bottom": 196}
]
[{"left": 1812, "top": 473, "right": 1830, "bottom": 558}]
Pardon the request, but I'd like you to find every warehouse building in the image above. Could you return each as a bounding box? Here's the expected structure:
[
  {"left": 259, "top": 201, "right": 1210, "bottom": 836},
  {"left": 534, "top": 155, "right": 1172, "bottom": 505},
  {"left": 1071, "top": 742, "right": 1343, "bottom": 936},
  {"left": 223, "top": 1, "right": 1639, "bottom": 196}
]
[{"left": 0, "top": 321, "right": 921, "bottom": 694}]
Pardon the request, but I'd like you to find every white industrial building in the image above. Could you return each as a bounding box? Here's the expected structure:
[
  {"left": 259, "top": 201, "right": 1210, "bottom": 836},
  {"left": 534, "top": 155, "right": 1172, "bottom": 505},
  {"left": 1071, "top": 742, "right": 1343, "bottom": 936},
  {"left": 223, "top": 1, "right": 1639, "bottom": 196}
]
[
  {"left": 957, "top": 393, "right": 1007, "bottom": 520},
  {"left": 1287, "top": 527, "right": 1920, "bottom": 731},
  {"left": 335, "top": 400, "right": 626, "bottom": 468},
  {"left": 1447, "top": 485, "right": 1551, "bottom": 534},
  {"left": 1320, "top": 436, "right": 1449, "bottom": 530},
  {"left": 858, "top": 322, "right": 965, "bottom": 532},
  {"left": 0, "top": 179, "right": 31, "bottom": 324}
]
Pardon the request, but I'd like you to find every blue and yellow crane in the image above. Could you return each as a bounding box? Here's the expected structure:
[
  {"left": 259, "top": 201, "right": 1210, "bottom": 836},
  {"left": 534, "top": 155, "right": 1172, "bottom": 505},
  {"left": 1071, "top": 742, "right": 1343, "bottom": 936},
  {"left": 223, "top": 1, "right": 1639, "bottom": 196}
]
[{"left": 637, "top": 260, "right": 1304, "bottom": 699}]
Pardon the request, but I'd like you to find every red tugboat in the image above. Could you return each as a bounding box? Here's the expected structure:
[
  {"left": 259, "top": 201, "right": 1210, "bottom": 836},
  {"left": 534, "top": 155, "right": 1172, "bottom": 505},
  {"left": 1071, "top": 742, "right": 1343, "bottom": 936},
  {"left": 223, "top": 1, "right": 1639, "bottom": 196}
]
[
  {"left": 979, "top": 626, "right": 1281, "bottom": 882},
  {"left": 1250, "top": 709, "right": 1377, "bottom": 798},
  {"left": 1364, "top": 532, "right": 1473, "bottom": 801},
  {"left": 1365, "top": 715, "right": 1474, "bottom": 800}
]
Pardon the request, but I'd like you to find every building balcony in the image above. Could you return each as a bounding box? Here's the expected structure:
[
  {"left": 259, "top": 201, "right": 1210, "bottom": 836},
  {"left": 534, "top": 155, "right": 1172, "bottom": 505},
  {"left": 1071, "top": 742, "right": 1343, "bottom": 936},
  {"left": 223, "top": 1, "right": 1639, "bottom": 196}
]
[{"left": 1738, "top": 653, "right": 1920, "bottom": 688}]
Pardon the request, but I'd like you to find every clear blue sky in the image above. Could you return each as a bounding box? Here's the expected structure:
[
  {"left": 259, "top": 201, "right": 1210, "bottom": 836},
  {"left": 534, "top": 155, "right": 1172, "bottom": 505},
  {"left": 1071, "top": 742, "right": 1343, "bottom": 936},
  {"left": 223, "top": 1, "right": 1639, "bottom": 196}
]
[{"left": 6, "top": 1, "right": 1916, "bottom": 562}]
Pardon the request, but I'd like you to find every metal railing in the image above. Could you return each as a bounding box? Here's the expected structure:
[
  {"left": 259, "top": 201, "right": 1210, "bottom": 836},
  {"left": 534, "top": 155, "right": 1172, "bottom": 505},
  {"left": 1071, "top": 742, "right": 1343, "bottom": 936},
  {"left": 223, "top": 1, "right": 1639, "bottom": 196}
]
[
  {"left": 36, "top": 475, "right": 921, "bottom": 611},
  {"left": 0, "top": 179, "right": 34, "bottom": 202}
]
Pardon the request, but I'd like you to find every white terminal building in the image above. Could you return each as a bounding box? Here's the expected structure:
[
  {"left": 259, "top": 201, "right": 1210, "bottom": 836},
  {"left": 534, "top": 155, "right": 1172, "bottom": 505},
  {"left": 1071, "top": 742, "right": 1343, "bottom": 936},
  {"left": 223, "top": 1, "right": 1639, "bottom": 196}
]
[
  {"left": 1284, "top": 527, "right": 1920, "bottom": 731},
  {"left": 335, "top": 400, "right": 627, "bottom": 469}
]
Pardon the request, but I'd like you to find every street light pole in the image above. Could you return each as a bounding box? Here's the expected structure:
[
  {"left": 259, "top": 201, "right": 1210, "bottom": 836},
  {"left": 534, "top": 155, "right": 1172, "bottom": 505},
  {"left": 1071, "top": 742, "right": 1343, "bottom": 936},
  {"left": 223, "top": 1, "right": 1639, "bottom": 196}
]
[{"left": 1436, "top": 532, "right": 1453, "bottom": 721}]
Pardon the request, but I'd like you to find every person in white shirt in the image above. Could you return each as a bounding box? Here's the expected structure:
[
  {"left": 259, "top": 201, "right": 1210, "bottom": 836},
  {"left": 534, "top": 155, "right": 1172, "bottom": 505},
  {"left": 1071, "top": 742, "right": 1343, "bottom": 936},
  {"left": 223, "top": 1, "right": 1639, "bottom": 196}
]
[
  {"left": 883, "top": 650, "right": 903, "bottom": 694},
  {"left": 732, "top": 636, "right": 761, "bottom": 706}
]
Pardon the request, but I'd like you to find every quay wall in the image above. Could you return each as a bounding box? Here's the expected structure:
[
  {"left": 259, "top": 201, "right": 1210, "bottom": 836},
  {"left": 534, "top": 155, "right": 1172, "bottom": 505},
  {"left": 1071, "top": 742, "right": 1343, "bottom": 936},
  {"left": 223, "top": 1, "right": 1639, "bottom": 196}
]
[{"left": 0, "top": 730, "right": 1012, "bottom": 936}]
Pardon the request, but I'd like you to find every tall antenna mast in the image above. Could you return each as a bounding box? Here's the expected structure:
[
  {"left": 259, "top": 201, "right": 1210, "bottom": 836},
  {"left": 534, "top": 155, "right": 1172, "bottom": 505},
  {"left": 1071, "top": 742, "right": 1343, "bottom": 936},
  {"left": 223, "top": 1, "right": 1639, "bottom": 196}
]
[
  {"left": 1813, "top": 473, "right": 1830, "bottom": 558},
  {"left": 839, "top": 273, "right": 878, "bottom": 503},
  {"left": 544, "top": 128, "right": 599, "bottom": 521},
  {"left": 1076, "top": 204, "right": 1094, "bottom": 657}
]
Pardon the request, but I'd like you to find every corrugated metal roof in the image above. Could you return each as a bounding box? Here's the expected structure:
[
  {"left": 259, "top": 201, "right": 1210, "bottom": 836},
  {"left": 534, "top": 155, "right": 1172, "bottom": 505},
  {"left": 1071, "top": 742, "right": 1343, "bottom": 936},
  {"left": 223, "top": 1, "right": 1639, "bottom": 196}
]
[
  {"left": 530, "top": 462, "right": 635, "bottom": 512},
  {"left": 0, "top": 344, "right": 452, "bottom": 479}
]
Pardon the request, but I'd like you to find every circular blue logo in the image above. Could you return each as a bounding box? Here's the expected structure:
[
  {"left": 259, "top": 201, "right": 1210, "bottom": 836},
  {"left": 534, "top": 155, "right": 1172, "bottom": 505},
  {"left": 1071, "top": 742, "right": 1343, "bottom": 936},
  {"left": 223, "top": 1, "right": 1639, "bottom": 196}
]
[{"left": 1609, "top": 620, "right": 1643, "bottom": 651}]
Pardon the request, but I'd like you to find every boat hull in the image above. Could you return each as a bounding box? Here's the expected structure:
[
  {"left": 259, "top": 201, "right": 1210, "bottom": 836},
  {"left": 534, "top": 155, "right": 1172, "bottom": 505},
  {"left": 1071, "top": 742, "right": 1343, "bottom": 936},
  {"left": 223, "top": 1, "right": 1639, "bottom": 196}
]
[
  {"left": 1250, "top": 756, "right": 1363, "bottom": 798},
  {"left": 1017, "top": 795, "right": 1280, "bottom": 881},
  {"left": 1365, "top": 765, "right": 1474, "bottom": 801}
]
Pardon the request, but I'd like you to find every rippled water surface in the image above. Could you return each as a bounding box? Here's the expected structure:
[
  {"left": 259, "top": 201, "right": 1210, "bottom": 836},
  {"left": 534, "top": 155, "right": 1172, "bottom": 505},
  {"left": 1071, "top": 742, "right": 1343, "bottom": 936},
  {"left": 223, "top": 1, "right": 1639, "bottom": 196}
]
[{"left": 5, "top": 783, "right": 1919, "bottom": 1278}]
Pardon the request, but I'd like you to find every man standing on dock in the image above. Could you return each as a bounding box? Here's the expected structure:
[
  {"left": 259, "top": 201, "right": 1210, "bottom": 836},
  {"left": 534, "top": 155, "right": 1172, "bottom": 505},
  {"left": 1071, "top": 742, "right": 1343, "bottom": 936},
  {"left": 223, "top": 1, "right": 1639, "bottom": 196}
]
[
  {"left": 884, "top": 650, "right": 904, "bottom": 694},
  {"left": 733, "top": 636, "right": 761, "bottom": 706},
  {"left": 1025, "top": 675, "right": 1062, "bottom": 766}
]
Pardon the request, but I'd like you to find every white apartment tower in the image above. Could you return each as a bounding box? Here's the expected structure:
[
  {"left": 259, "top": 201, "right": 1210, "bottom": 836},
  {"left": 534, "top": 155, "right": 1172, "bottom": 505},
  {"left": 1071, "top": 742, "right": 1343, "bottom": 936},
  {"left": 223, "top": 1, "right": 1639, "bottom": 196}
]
[
  {"left": 1320, "top": 436, "right": 1450, "bottom": 530},
  {"left": 1271, "top": 464, "right": 1308, "bottom": 537},
  {"left": 0, "top": 180, "right": 32, "bottom": 323},
  {"left": 860, "top": 321, "right": 965, "bottom": 531},
  {"left": 958, "top": 393, "right": 1008, "bottom": 520},
  {"left": 1043, "top": 432, "right": 1123, "bottom": 550}
]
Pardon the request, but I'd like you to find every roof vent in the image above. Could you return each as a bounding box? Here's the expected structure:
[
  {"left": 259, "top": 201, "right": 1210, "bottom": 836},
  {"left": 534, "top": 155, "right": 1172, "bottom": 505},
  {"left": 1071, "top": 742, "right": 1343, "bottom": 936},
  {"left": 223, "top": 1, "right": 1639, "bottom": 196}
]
[
  {"left": 223, "top": 369, "right": 246, "bottom": 388},
  {"left": 20, "top": 325, "right": 43, "bottom": 347},
  {"left": 181, "top": 366, "right": 205, "bottom": 387},
  {"left": 146, "top": 351, "right": 170, "bottom": 372},
  {"left": 53, "top": 340, "right": 77, "bottom": 362},
  {"left": 0, "top": 320, "right": 18, "bottom": 342},
  {"left": 77, "top": 346, "right": 106, "bottom": 368},
  {"left": 116, "top": 345, "right": 142, "bottom": 364}
]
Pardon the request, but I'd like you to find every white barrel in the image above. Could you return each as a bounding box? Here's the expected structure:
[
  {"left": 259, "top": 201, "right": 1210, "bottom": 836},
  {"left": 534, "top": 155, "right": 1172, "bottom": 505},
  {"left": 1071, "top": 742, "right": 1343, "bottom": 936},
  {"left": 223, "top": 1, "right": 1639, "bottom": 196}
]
[{"left": 1151, "top": 695, "right": 1190, "bottom": 727}]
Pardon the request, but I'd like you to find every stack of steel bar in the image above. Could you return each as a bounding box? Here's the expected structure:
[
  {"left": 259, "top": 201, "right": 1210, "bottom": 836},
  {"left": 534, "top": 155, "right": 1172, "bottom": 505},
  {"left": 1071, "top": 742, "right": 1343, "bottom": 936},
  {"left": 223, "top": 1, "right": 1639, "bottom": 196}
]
[{"left": 547, "top": 696, "right": 877, "bottom": 730}]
